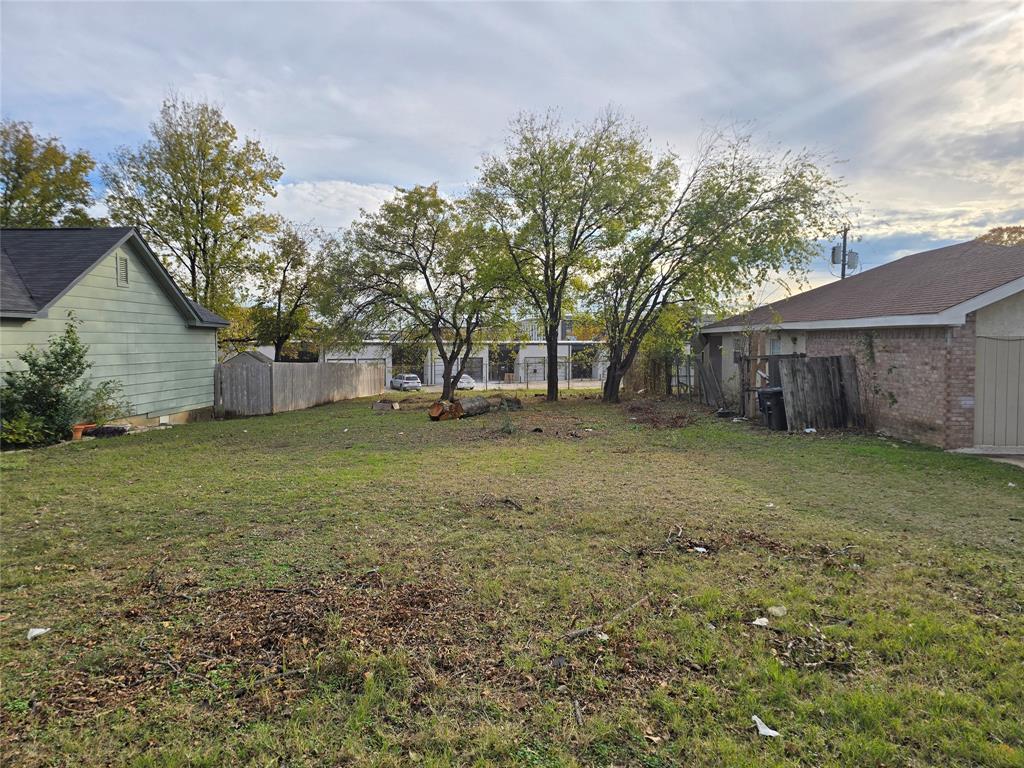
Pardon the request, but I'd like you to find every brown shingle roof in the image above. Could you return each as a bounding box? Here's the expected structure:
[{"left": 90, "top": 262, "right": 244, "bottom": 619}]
[{"left": 705, "top": 240, "right": 1024, "bottom": 329}]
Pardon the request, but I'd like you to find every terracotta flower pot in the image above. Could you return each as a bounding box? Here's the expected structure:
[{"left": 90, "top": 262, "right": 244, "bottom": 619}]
[{"left": 71, "top": 423, "right": 96, "bottom": 441}]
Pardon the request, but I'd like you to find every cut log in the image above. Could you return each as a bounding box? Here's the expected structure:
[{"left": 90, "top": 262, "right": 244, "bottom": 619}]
[
  {"left": 489, "top": 395, "right": 522, "bottom": 411},
  {"left": 428, "top": 400, "right": 464, "bottom": 421},
  {"left": 459, "top": 396, "right": 491, "bottom": 417}
]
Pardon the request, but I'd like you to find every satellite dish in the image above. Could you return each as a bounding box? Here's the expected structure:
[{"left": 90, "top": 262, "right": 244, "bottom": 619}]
[
  {"left": 831, "top": 245, "right": 843, "bottom": 265},
  {"left": 846, "top": 251, "right": 859, "bottom": 269}
]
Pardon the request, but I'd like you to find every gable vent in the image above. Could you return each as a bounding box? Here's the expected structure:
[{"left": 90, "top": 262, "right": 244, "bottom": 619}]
[{"left": 116, "top": 254, "right": 129, "bottom": 286}]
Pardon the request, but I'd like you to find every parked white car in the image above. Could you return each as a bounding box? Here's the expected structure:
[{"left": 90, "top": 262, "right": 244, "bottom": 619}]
[
  {"left": 456, "top": 374, "right": 476, "bottom": 390},
  {"left": 390, "top": 373, "right": 422, "bottom": 391}
]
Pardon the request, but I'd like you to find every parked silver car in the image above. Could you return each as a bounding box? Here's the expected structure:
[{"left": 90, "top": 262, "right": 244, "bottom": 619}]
[
  {"left": 456, "top": 374, "right": 476, "bottom": 390},
  {"left": 390, "top": 373, "right": 422, "bottom": 391}
]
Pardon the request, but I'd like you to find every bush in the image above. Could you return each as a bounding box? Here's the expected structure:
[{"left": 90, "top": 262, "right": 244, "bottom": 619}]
[
  {"left": 1, "top": 315, "right": 129, "bottom": 447},
  {"left": 0, "top": 411, "right": 46, "bottom": 447}
]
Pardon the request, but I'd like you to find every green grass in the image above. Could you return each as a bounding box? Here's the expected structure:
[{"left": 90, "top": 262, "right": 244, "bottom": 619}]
[{"left": 1, "top": 393, "right": 1022, "bottom": 767}]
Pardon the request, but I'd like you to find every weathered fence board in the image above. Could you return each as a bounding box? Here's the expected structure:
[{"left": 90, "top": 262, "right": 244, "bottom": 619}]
[
  {"left": 778, "top": 354, "right": 864, "bottom": 431},
  {"left": 215, "top": 357, "right": 385, "bottom": 418},
  {"left": 697, "top": 362, "right": 726, "bottom": 409}
]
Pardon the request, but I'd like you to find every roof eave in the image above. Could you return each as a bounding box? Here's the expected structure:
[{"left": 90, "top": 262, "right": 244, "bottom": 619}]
[
  {"left": 704, "top": 275, "right": 1024, "bottom": 335},
  {"left": 189, "top": 319, "right": 230, "bottom": 329}
]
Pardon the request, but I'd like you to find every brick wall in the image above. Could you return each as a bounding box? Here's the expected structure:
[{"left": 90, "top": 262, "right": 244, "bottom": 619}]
[
  {"left": 943, "top": 314, "right": 977, "bottom": 449},
  {"left": 804, "top": 316, "right": 976, "bottom": 449}
]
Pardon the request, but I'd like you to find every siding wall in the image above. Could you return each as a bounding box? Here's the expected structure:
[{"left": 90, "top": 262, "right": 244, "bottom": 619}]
[
  {"left": 0, "top": 243, "right": 217, "bottom": 418},
  {"left": 974, "top": 293, "right": 1024, "bottom": 448}
]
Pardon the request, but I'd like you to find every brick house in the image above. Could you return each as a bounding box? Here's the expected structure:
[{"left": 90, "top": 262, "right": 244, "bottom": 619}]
[{"left": 701, "top": 240, "right": 1023, "bottom": 451}]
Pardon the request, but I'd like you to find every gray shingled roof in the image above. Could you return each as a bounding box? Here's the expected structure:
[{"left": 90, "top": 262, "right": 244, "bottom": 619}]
[
  {"left": 705, "top": 240, "right": 1024, "bottom": 330},
  {"left": 0, "top": 248, "right": 38, "bottom": 315},
  {"left": 0, "top": 227, "right": 228, "bottom": 327},
  {"left": 187, "top": 298, "right": 230, "bottom": 327},
  {"left": 1, "top": 227, "right": 134, "bottom": 311}
]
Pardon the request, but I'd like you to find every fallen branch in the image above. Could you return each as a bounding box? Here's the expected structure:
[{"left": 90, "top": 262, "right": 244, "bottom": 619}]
[
  {"left": 565, "top": 594, "right": 651, "bottom": 640},
  {"left": 572, "top": 698, "right": 584, "bottom": 727}
]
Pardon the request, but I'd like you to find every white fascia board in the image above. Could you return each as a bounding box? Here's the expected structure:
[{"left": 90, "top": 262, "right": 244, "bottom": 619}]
[{"left": 706, "top": 277, "right": 1024, "bottom": 335}]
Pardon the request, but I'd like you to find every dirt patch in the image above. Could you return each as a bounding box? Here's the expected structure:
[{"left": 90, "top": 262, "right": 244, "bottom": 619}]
[
  {"left": 623, "top": 525, "right": 864, "bottom": 572},
  {"left": 475, "top": 494, "right": 526, "bottom": 512},
  {"left": 767, "top": 623, "right": 857, "bottom": 674},
  {"left": 625, "top": 400, "right": 694, "bottom": 429},
  {"left": 24, "top": 572, "right": 501, "bottom": 723}
]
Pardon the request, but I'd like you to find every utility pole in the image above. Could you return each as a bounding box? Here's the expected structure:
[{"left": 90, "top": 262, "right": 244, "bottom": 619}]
[
  {"left": 841, "top": 226, "right": 848, "bottom": 280},
  {"left": 831, "top": 227, "right": 858, "bottom": 279}
]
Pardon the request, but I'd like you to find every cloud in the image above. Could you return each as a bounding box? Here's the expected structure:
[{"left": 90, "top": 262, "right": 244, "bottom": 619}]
[
  {"left": 268, "top": 181, "right": 395, "bottom": 232},
  {"left": 2, "top": 0, "right": 1021, "bottom": 273}
]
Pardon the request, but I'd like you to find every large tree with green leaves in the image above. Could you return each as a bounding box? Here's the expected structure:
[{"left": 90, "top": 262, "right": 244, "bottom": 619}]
[
  {"left": 102, "top": 95, "right": 283, "bottom": 315},
  {"left": 591, "top": 131, "right": 847, "bottom": 402},
  {"left": 0, "top": 120, "right": 100, "bottom": 227},
  {"left": 328, "top": 184, "right": 511, "bottom": 400},
  {"left": 470, "top": 110, "right": 673, "bottom": 401},
  {"left": 251, "top": 223, "right": 337, "bottom": 361}
]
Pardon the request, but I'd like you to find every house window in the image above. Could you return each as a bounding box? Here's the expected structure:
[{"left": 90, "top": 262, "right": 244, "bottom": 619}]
[
  {"left": 769, "top": 337, "right": 782, "bottom": 355},
  {"left": 116, "top": 254, "right": 129, "bottom": 287}
]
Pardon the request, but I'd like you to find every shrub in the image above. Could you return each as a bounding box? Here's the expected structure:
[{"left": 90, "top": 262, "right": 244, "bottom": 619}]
[
  {"left": 1, "top": 315, "right": 129, "bottom": 447},
  {"left": 0, "top": 411, "right": 46, "bottom": 447}
]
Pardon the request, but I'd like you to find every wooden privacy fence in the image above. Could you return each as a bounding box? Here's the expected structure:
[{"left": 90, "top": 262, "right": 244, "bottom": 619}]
[
  {"left": 777, "top": 355, "right": 864, "bottom": 431},
  {"left": 215, "top": 353, "right": 385, "bottom": 417}
]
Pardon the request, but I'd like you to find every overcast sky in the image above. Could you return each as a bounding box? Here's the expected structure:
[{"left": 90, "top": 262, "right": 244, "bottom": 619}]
[{"left": 2, "top": 1, "right": 1021, "bottom": 294}]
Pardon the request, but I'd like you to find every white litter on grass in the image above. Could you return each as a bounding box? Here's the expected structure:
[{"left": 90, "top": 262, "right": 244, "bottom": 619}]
[
  {"left": 752, "top": 715, "right": 779, "bottom": 738},
  {"left": 752, "top": 617, "right": 770, "bottom": 627},
  {"left": 594, "top": 631, "right": 610, "bottom": 642},
  {"left": 765, "top": 502, "right": 776, "bottom": 509},
  {"left": 768, "top": 605, "right": 788, "bottom": 618},
  {"left": 27, "top": 627, "right": 50, "bottom": 640},
  {"left": 343, "top": 428, "right": 349, "bottom": 433},
  {"left": 803, "top": 427, "right": 817, "bottom": 434},
  {"left": 1010, "top": 482, "right": 1018, "bottom": 488},
  {"left": 692, "top": 546, "right": 708, "bottom": 554}
]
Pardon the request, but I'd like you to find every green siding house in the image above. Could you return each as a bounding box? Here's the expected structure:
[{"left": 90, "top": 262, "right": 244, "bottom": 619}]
[{"left": 1, "top": 227, "right": 228, "bottom": 423}]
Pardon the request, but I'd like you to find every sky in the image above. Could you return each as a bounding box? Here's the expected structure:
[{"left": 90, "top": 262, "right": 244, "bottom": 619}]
[{"left": 2, "top": 1, "right": 1022, "bottom": 297}]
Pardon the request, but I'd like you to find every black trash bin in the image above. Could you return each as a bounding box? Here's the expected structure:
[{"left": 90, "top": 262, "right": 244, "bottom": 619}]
[{"left": 757, "top": 387, "right": 787, "bottom": 431}]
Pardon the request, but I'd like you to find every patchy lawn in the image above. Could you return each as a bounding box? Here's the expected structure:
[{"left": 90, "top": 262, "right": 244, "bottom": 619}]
[{"left": 1, "top": 393, "right": 1021, "bottom": 767}]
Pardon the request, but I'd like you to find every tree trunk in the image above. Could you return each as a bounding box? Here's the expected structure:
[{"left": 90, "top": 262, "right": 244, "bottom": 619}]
[
  {"left": 545, "top": 326, "right": 559, "bottom": 402},
  {"left": 440, "top": 356, "right": 456, "bottom": 401},
  {"left": 602, "top": 348, "right": 624, "bottom": 403},
  {"left": 274, "top": 337, "right": 286, "bottom": 362},
  {"left": 603, "top": 368, "right": 624, "bottom": 403}
]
